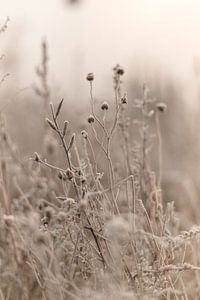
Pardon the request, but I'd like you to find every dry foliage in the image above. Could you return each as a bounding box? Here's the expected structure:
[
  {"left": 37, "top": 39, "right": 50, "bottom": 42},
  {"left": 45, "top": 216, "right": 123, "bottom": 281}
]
[{"left": 0, "top": 40, "right": 200, "bottom": 300}]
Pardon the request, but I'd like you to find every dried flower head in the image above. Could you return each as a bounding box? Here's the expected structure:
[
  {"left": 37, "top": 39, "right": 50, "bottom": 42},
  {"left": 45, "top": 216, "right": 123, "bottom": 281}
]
[
  {"left": 101, "top": 101, "right": 109, "bottom": 110},
  {"left": 86, "top": 73, "right": 94, "bottom": 81},
  {"left": 121, "top": 95, "right": 127, "bottom": 104},
  {"left": 81, "top": 130, "right": 88, "bottom": 139},
  {"left": 80, "top": 176, "right": 87, "bottom": 184},
  {"left": 66, "top": 168, "right": 73, "bottom": 180},
  {"left": 87, "top": 115, "right": 95, "bottom": 124},
  {"left": 58, "top": 171, "right": 67, "bottom": 181},
  {"left": 34, "top": 152, "right": 40, "bottom": 162},
  {"left": 156, "top": 102, "right": 167, "bottom": 112},
  {"left": 117, "top": 67, "right": 124, "bottom": 76},
  {"left": 113, "top": 64, "right": 125, "bottom": 76}
]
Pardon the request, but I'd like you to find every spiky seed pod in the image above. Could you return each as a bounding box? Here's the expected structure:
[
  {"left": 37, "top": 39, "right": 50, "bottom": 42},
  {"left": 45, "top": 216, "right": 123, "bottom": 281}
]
[
  {"left": 101, "top": 101, "right": 109, "bottom": 110},
  {"left": 87, "top": 115, "right": 95, "bottom": 124},
  {"left": 156, "top": 102, "right": 167, "bottom": 112},
  {"left": 86, "top": 73, "right": 94, "bottom": 81}
]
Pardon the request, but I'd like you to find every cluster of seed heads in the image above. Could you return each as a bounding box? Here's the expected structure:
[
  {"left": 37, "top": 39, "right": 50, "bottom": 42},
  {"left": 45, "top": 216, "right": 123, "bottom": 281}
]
[{"left": 58, "top": 168, "right": 74, "bottom": 181}]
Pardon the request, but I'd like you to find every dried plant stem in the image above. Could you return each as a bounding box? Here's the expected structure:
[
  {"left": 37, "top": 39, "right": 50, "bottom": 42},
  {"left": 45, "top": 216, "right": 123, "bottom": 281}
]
[
  {"left": 155, "top": 111, "right": 163, "bottom": 188},
  {"left": 89, "top": 82, "right": 108, "bottom": 137},
  {"left": 48, "top": 103, "right": 80, "bottom": 199},
  {"left": 88, "top": 83, "right": 119, "bottom": 211}
]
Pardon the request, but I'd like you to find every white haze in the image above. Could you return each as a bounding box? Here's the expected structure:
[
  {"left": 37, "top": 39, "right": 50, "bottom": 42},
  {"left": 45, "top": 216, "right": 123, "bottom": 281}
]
[{"left": 0, "top": 0, "right": 200, "bottom": 106}]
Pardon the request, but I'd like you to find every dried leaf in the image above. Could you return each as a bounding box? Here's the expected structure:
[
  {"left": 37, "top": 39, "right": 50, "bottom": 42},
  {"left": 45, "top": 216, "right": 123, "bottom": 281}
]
[
  {"left": 62, "top": 120, "right": 69, "bottom": 137},
  {"left": 56, "top": 98, "right": 64, "bottom": 119},
  {"left": 68, "top": 133, "right": 75, "bottom": 150},
  {"left": 46, "top": 118, "right": 57, "bottom": 131}
]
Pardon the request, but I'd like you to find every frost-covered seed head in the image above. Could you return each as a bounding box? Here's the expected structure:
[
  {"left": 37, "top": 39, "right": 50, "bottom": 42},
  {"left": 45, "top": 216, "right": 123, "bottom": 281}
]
[
  {"left": 156, "top": 102, "right": 167, "bottom": 112},
  {"left": 87, "top": 115, "right": 95, "bottom": 124},
  {"left": 86, "top": 73, "right": 94, "bottom": 81},
  {"left": 81, "top": 130, "right": 88, "bottom": 139},
  {"left": 101, "top": 101, "right": 109, "bottom": 110}
]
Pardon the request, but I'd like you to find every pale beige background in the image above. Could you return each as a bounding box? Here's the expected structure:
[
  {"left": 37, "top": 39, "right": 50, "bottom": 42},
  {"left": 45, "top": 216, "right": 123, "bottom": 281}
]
[{"left": 0, "top": 0, "right": 200, "bottom": 104}]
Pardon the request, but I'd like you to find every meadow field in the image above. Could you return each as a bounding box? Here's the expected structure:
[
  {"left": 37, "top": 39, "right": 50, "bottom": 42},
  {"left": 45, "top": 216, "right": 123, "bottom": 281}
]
[{"left": 1, "top": 6, "right": 200, "bottom": 299}]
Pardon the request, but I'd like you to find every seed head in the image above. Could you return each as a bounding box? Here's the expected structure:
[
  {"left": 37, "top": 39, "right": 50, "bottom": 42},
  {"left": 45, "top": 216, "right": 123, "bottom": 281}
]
[
  {"left": 113, "top": 64, "right": 125, "bottom": 76},
  {"left": 34, "top": 152, "right": 40, "bottom": 162},
  {"left": 101, "top": 101, "right": 109, "bottom": 110},
  {"left": 156, "top": 102, "right": 167, "bottom": 112},
  {"left": 66, "top": 168, "right": 73, "bottom": 180},
  {"left": 58, "top": 171, "right": 67, "bottom": 181},
  {"left": 81, "top": 130, "right": 88, "bottom": 139},
  {"left": 80, "top": 176, "right": 87, "bottom": 184},
  {"left": 121, "top": 95, "right": 127, "bottom": 104},
  {"left": 87, "top": 115, "right": 95, "bottom": 124},
  {"left": 117, "top": 67, "right": 124, "bottom": 76},
  {"left": 86, "top": 73, "right": 94, "bottom": 81}
]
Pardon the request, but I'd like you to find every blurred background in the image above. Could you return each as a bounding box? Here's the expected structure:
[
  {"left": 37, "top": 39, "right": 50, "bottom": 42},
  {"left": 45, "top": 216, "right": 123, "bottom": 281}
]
[
  {"left": 1, "top": 0, "right": 200, "bottom": 101},
  {"left": 1, "top": 0, "right": 200, "bottom": 221}
]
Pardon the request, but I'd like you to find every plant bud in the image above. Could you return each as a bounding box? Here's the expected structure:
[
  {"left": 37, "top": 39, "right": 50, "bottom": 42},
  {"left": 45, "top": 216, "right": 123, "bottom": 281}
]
[
  {"left": 101, "top": 101, "right": 109, "bottom": 110},
  {"left": 156, "top": 102, "right": 167, "bottom": 112},
  {"left": 86, "top": 73, "right": 94, "bottom": 81},
  {"left": 87, "top": 115, "right": 95, "bottom": 124}
]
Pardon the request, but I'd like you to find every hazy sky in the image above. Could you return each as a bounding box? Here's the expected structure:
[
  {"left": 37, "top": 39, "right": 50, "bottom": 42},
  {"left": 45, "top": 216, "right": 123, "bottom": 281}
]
[{"left": 1, "top": 0, "right": 200, "bottom": 102}]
